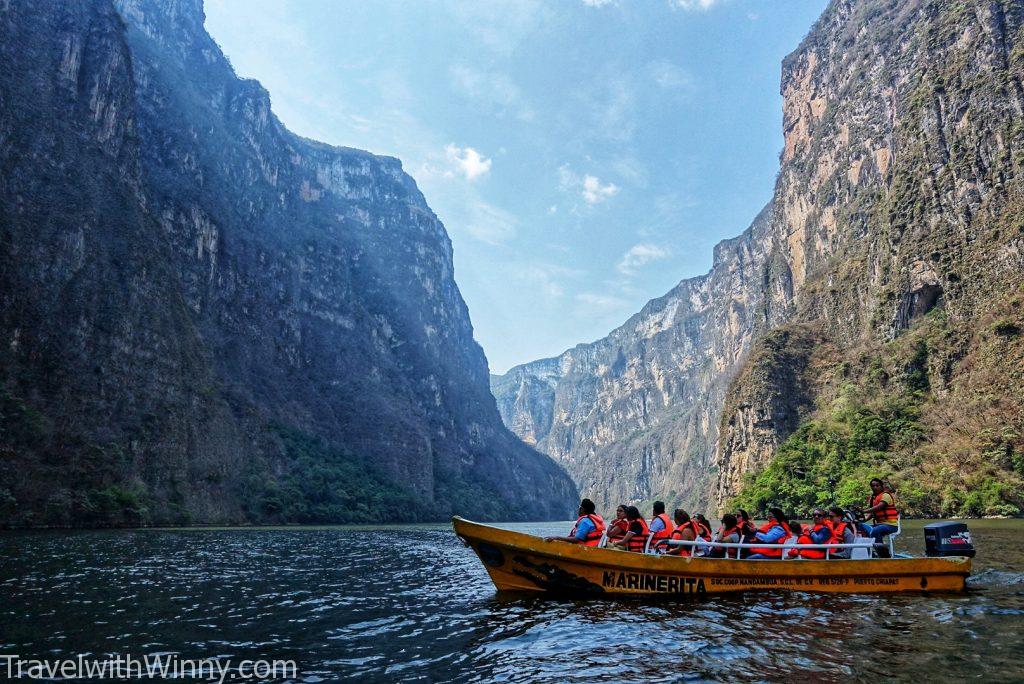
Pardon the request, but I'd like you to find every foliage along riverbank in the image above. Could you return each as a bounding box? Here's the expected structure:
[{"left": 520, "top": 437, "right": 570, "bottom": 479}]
[{"left": 733, "top": 295, "right": 1024, "bottom": 519}]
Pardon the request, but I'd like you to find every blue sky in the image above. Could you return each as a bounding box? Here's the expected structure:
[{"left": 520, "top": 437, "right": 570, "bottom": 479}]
[{"left": 205, "top": 0, "right": 828, "bottom": 373}]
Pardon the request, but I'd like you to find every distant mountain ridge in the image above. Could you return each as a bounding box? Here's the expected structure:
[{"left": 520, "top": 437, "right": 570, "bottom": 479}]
[
  {"left": 0, "top": 0, "right": 576, "bottom": 527},
  {"left": 493, "top": 0, "right": 1024, "bottom": 517}
]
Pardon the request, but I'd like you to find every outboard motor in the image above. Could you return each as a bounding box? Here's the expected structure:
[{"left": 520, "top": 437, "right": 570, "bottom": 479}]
[{"left": 924, "top": 521, "right": 976, "bottom": 558}]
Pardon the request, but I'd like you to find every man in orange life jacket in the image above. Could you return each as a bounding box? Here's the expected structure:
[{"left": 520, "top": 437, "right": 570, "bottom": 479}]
[
  {"left": 746, "top": 508, "right": 792, "bottom": 559},
  {"left": 788, "top": 509, "right": 834, "bottom": 559},
  {"left": 649, "top": 501, "right": 673, "bottom": 542},
  {"left": 857, "top": 478, "right": 899, "bottom": 556},
  {"left": 545, "top": 498, "right": 605, "bottom": 546}
]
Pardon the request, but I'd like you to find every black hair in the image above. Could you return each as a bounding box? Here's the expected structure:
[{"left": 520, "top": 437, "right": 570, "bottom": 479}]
[
  {"left": 653, "top": 501, "right": 665, "bottom": 514},
  {"left": 694, "top": 514, "right": 710, "bottom": 527},
  {"left": 870, "top": 477, "right": 884, "bottom": 487},
  {"left": 625, "top": 506, "right": 641, "bottom": 521},
  {"left": 673, "top": 508, "right": 691, "bottom": 524},
  {"left": 580, "top": 498, "right": 596, "bottom": 514},
  {"left": 789, "top": 521, "right": 803, "bottom": 535},
  {"left": 737, "top": 509, "right": 750, "bottom": 522},
  {"left": 768, "top": 507, "right": 789, "bottom": 524},
  {"left": 829, "top": 506, "right": 845, "bottom": 518},
  {"left": 722, "top": 513, "right": 737, "bottom": 528}
]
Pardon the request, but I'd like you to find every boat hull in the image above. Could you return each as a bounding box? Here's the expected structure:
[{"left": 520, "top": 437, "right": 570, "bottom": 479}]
[{"left": 453, "top": 517, "right": 971, "bottom": 596}]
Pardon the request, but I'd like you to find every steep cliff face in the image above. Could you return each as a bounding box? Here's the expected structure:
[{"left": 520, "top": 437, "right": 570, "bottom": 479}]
[
  {"left": 716, "top": 0, "right": 1024, "bottom": 515},
  {"left": 0, "top": 0, "right": 575, "bottom": 527},
  {"left": 496, "top": 0, "right": 1024, "bottom": 517},
  {"left": 492, "top": 205, "right": 786, "bottom": 511}
]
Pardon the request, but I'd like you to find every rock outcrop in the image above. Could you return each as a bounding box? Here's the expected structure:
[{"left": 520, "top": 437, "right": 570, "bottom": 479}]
[
  {"left": 0, "top": 0, "right": 576, "bottom": 527},
  {"left": 492, "top": 205, "right": 784, "bottom": 511}
]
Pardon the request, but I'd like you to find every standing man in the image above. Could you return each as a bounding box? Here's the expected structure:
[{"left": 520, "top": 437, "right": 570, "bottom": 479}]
[
  {"left": 858, "top": 478, "right": 900, "bottom": 556},
  {"left": 545, "top": 498, "right": 606, "bottom": 546}
]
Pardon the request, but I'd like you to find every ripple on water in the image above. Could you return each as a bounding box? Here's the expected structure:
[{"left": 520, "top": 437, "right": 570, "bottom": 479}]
[{"left": 1, "top": 521, "right": 1023, "bottom": 681}]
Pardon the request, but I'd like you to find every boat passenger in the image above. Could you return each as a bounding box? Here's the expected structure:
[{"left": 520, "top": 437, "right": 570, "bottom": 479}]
[
  {"left": 858, "top": 478, "right": 900, "bottom": 557},
  {"left": 706, "top": 513, "right": 741, "bottom": 558},
  {"left": 666, "top": 509, "right": 699, "bottom": 556},
  {"left": 747, "top": 508, "right": 793, "bottom": 559},
  {"left": 606, "top": 504, "right": 630, "bottom": 541},
  {"left": 693, "top": 514, "right": 713, "bottom": 541},
  {"left": 828, "top": 506, "right": 857, "bottom": 559},
  {"left": 611, "top": 506, "right": 651, "bottom": 552},
  {"left": 736, "top": 509, "right": 757, "bottom": 558},
  {"left": 544, "top": 498, "right": 605, "bottom": 546},
  {"left": 788, "top": 509, "right": 834, "bottom": 559},
  {"left": 649, "top": 501, "right": 674, "bottom": 542}
]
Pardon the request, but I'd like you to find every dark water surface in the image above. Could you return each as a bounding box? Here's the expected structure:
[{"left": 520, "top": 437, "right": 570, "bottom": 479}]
[{"left": 2, "top": 520, "right": 1023, "bottom": 682}]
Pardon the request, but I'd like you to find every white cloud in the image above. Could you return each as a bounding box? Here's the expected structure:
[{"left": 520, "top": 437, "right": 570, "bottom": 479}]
[
  {"left": 582, "top": 0, "right": 614, "bottom": 6},
  {"left": 576, "top": 292, "right": 629, "bottom": 312},
  {"left": 449, "top": 65, "right": 535, "bottom": 121},
  {"left": 559, "top": 165, "right": 620, "bottom": 206},
  {"left": 671, "top": 0, "right": 722, "bottom": 10},
  {"left": 582, "top": 174, "right": 619, "bottom": 204},
  {"left": 444, "top": 0, "right": 550, "bottom": 57},
  {"left": 445, "top": 144, "right": 492, "bottom": 181},
  {"left": 647, "top": 61, "right": 694, "bottom": 92},
  {"left": 617, "top": 243, "right": 671, "bottom": 275},
  {"left": 463, "top": 199, "right": 517, "bottom": 245}
]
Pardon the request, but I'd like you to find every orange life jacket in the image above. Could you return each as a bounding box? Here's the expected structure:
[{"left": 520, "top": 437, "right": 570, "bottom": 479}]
[
  {"left": 651, "top": 513, "right": 674, "bottom": 540},
  {"left": 695, "top": 521, "right": 712, "bottom": 541},
  {"left": 669, "top": 520, "right": 700, "bottom": 556},
  {"left": 796, "top": 522, "right": 833, "bottom": 559},
  {"left": 714, "top": 525, "right": 740, "bottom": 558},
  {"left": 626, "top": 517, "right": 651, "bottom": 552},
  {"left": 832, "top": 521, "right": 849, "bottom": 539},
  {"left": 607, "top": 517, "right": 629, "bottom": 538},
  {"left": 871, "top": 492, "right": 899, "bottom": 524},
  {"left": 751, "top": 521, "right": 792, "bottom": 558},
  {"left": 570, "top": 514, "right": 606, "bottom": 546}
]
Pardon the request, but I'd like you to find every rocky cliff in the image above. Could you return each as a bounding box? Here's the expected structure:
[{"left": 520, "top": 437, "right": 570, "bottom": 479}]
[
  {"left": 495, "top": 0, "right": 1024, "bottom": 517},
  {"left": 492, "top": 205, "right": 785, "bottom": 512},
  {"left": 717, "top": 0, "right": 1024, "bottom": 516},
  {"left": 0, "top": 0, "right": 576, "bottom": 527}
]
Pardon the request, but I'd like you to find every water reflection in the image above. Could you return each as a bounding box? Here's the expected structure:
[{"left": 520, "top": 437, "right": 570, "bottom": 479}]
[{"left": 1, "top": 521, "right": 1022, "bottom": 682}]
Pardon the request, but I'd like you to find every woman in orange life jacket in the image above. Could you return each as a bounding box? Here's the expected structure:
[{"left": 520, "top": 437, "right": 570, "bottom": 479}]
[
  {"left": 706, "top": 513, "right": 741, "bottom": 558},
  {"left": 544, "top": 498, "right": 605, "bottom": 546},
  {"left": 788, "top": 509, "right": 835, "bottom": 559},
  {"left": 828, "top": 506, "right": 857, "bottom": 559},
  {"left": 611, "top": 505, "right": 651, "bottom": 552},
  {"left": 606, "top": 504, "right": 630, "bottom": 542},
  {"left": 649, "top": 501, "right": 674, "bottom": 542},
  {"left": 665, "top": 509, "right": 701, "bottom": 556},
  {"left": 747, "top": 507, "right": 793, "bottom": 559},
  {"left": 735, "top": 509, "right": 757, "bottom": 558},
  {"left": 858, "top": 477, "right": 900, "bottom": 557},
  {"left": 692, "top": 514, "right": 713, "bottom": 541}
]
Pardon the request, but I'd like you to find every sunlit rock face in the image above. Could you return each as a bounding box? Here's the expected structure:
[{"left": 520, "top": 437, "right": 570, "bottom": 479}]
[
  {"left": 0, "top": 0, "right": 575, "bottom": 526},
  {"left": 495, "top": 0, "right": 1024, "bottom": 513},
  {"left": 493, "top": 205, "right": 783, "bottom": 512}
]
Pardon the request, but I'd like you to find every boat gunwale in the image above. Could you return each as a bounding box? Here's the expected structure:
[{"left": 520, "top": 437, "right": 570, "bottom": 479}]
[{"left": 452, "top": 517, "right": 972, "bottom": 580}]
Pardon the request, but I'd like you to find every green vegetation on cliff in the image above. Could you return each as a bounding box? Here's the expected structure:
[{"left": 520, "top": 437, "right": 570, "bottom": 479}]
[{"left": 735, "top": 294, "right": 1024, "bottom": 518}]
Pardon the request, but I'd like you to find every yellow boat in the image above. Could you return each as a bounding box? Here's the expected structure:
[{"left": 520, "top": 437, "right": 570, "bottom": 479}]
[{"left": 453, "top": 517, "right": 972, "bottom": 596}]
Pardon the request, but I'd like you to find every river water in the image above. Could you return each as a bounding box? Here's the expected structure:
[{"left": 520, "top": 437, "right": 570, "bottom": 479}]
[{"left": 1, "top": 519, "right": 1022, "bottom": 682}]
